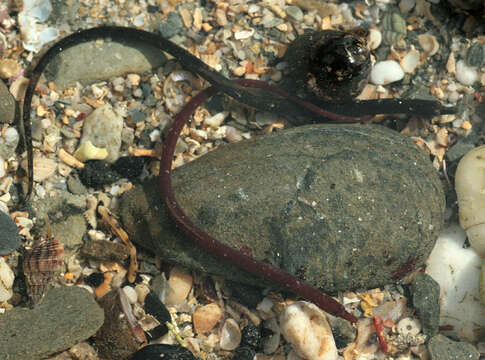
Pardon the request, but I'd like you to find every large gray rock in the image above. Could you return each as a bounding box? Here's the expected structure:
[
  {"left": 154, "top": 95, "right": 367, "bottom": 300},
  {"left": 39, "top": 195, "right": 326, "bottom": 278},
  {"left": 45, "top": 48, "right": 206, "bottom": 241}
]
[
  {"left": 44, "top": 39, "right": 166, "bottom": 91},
  {"left": 119, "top": 124, "right": 445, "bottom": 293},
  {"left": 428, "top": 334, "right": 480, "bottom": 360},
  {"left": 0, "top": 286, "right": 104, "bottom": 360}
]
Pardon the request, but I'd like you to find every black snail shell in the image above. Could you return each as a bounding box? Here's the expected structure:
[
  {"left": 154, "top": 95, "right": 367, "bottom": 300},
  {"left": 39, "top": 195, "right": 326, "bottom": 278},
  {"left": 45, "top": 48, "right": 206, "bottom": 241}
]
[{"left": 284, "top": 29, "right": 371, "bottom": 102}]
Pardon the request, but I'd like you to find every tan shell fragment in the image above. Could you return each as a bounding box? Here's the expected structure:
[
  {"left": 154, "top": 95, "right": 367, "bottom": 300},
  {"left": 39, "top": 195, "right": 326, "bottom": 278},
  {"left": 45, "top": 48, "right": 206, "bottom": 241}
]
[
  {"left": 401, "top": 49, "right": 420, "bottom": 73},
  {"left": 23, "top": 237, "right": 64, "bottom": 306},
  {"left": 193, "top": 303, "right": 224, "bottom": 334},
  {"left": 418, "top": 33, "right": 439, "bottom": 57},
  {"left": 21, "top": 156, "right": 57, "bottom": 182}
]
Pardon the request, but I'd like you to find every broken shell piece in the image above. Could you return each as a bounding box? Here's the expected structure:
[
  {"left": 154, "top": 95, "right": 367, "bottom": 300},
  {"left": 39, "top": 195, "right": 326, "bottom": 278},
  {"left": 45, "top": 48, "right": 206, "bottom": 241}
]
[
  {"left": 219, "top": 318, "right": 242, "bottom": 350},
  {"left": 23, "top": 237, "right": 64, "bottom": 306},
  {"left": 74, "top": 141, "right": 108, "bottom": 162},
  {"left": 397, "top": 317, "right": 422, "bottom": 336},
  {"left": 400, "top": 49, "right": 420, "bottom": 73},
  {"left": 418, "top": 33, "right": 439, "bottom": 57},
  {"left": 455, "top": 145, "right": 485, "bottom": 256},
  {"left": 193, "top": 303, "right": 223, "bottom": 334},
  {"left": 280, "top": 301, "right": 338, "bottom": 360},
  {"left": 367, "top": 28, "right": 382, "bottom": 50},
  {"left": 0, "top": 257, "right": 14, "bottom": 302},
  {"left": 164, "top": 267, "right": 193, "bottom": 306}
]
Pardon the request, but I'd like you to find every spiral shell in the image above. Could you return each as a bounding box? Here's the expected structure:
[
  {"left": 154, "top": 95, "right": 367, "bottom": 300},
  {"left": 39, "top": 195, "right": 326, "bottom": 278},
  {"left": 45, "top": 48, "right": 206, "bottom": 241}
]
[{"left": 23, "top": 237, "right": 64, "bottom": 306}]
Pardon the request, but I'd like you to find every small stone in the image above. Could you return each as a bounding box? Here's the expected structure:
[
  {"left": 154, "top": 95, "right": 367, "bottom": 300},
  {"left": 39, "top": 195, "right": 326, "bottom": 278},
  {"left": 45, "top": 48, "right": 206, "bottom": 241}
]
[
  {"left": 0, "top": 210, "right": 20, "bottom": 255},
  {"left": 122, "top": 285, "right": 138, "bottom": 304},
  {"left": 370, "top": 60, "right": 405, "bottom": 85},
  {"left": 158, "top": 12, "right": 183, "bottom": 38},
  {"left": 241, "top": 323, "right": 262, "bottom": 349},
  {"left": 131, "top": 344, "right": 197, "bottom": 360},
  {"left": 193, "top": 303, "right": 223, "bottom": 334},
  {"left": 80, "top": 104, "right": 123, "bottom": 163},
  {"left": 382, "top": 10, "right": 407, "bottom": 45},
  {"left": 467, "top": 43, "right": 485, "bottom": 67},
  {"left": 280, "top": 301, "right": 338, "bottom": 360},
  {"left": 66, "top": 173, "right": 87, "bottom": 195},
  {"left": 112, "top": 156, "right": 146, "bottom": 179},
  {"left": 78, "top": 160, "right": 121, "bottom": 188},
  {"left": 0, "top": 257, "right": 14, "bottom": 302},
  {"left": 455, "top": 60, "right": 478, "bottom": 86},
  {"left": 428, "top": 334, "right": 479, "bottom": 360},
  {"left": 233, "top": 346, "right": 256, "bottom": 360},
  {"left": 0, "top": 59, "right": 20, "bottom": 79},
  {"left": 0, "top": 80, "right": 15, "bottom": 125},
  {"left": 326, "top": 315, "right": 356, "bottom": 349},
  {"left": 220, "top": 318, "right": 242, "bottom": 350},
  {"left": 0, "top": 286, "right": 103, "bottom": 359},
  {"left": 165, "top": 267, "right": 193, "bottom": 305},
  {"left": 410, "top": 273, "right": 440, "bottom": 337},
  {"left": 286, "top": 6, "right": 303, "bottom": 21},
  {"left": 80, "top": 239, "right": 130, "bottom": 262}
]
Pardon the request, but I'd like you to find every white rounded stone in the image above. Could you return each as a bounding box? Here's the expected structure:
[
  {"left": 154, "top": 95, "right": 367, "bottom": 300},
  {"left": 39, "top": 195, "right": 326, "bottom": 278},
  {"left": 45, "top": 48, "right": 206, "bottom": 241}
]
[
  {"left": 455, "top": 60, "right": 478, "bottom": 86},
  {"left": 370, "top": 60, "right": 405, "bottom": 85}
]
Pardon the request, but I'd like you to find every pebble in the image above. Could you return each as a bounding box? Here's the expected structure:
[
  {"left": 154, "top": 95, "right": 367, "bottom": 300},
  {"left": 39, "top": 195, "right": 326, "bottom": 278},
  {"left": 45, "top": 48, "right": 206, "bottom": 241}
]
[
  {"left": 455, "top": 60, "right": 478, "bottom": 86},
  {"left": 130, "top": 344, "right": 197, "bottom": 360},
  {"left": 0, "top": 286, "right": 103, "bottom": 360},
  {"left": 280, "top": 301, "right": 338, "bottom": 360},
  {"left": 123, "top": 285, "right": 138, "bottom": 304},
  {"left": 80, "top": 239, "right": 130, "bottom": 262},
  {"left": 80, "top": 103, "right": 123, "bottom": 163},
  {"left": 286, "top": 6, "right": 303, "bottom": 21},
  {"left": 158, "top": 12, "right": 183, "bottom": 38},
  {"left": 0, "top": 59, "right": 20, "bottom": 79},
  {"left": 0, "top": 210, "right": 20, "bottom": 255},
  {"left": 66, "top": 173, "right": 87, "bottom": 195},
  {"left": 0, "top": 80, "right": 15, "bottom": 125},
  {"left": 370, "top": 60, "right": 405, "bottom": 85},
  {"left": 193, "top": 303, "right": 224, "bottom": 334},
  {"left": 0, "top": 257, "right": 14, "bottom": 302},
  {"left": 428, "top": 334, "right": 479, "bottom": 360},
  {"left": 466, "top": 43, "right": 485, "bottom": 68},
  {"left": 165, "top": 267, "right": 193, "bottom": 306},
  {"left": 241, "top": 323, "right": 262, "bottom": 349},
  {"left": 220, "top": 318, "right": 242, "bottom": 350},
  {"left": 79, "top": 160, "right": 121, "bottom": 188},
  {"left": 410, "top": 273, "right": 440, "bottom": 337}
]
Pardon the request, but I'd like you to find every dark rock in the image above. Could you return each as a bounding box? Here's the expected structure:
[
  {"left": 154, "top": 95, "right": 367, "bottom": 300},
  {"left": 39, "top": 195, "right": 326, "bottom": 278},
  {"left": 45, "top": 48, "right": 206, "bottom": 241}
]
[
  {"left": 327, "top": 314, "right": 357, "bottom": 349},
  {"left": 93, "top": 290, "right": 140, "bottom": 359},
  {"left": 0, "top": 286, "right": 103, "bottom": 360},
  {"left": 44, "top": 40, "right": 166, "bottom": 91},
  {"left": 226, "top": 280, "right": 264, "bottom": 309},
  {"left": 446, "top": 141, "right": 476, "bottom": 163},
  {"left": 0, "top": 210, "right": 20, "bottom": 255},
  {"left": 233, "top": 346, "right": 256, "bottom": 360},
  {"left": 144, "top": 292, "right": 170, "bottom": 339},
  {"left": 112, "top": 156, "right": 146, "bottom": 179},
  {"left": 79, "top": 160, "right": 121, "bottom": 187},
  {"left": 158, "top": 12, "right": 184, "bottom": 38},
  {"left": 81, "top": 240, "right": 131, "bottom": 262},
  {"left": 119, "top": 124, "right": 445, "bottom": 293},
  {"left": 0, "top": 79, "right": 15, "bottom": 124},
  {"left": 428, "top": 334, "right": 480, "bottom": 360},
  {"left": 85, "top": 272, "right": 105, "bottom": 288},
  {"left": 241, "top": 323, "right": 262, "bottom": 349},
  {"left": 130, "top": 344, "right": 197, "bottom": 360},
  {"left": 410, "top": 273, "right": 440, "bottom": 337}
]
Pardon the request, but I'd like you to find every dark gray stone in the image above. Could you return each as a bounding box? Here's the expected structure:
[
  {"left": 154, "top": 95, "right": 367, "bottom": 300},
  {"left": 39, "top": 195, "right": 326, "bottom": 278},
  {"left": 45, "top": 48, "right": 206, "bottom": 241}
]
[
  {"left": 0, "top": 210, "right": 20, "bottom": 255},
  {"left": 410, "top": 273, "right": 440, "bottom": 337},
  {"left": 44, "top": 39, "right": 166, "bottom": 91},
  {"left": 158, "top": 12, "right": 183, "bottom": 39},
  {"left": 119, "top": 124, "right": 445, "bottom": 293},
  {"left": 446, "top": 141, "right": 476, "bottom": 163},
  {"left": 81, "top": 239, "right": 131, "bottom": 262},
  {"left": 428, "top": 334, "right": 480, "bottom": 360},
  {"left": 0, "top": 79, "right": 15, "bottom": 124},
  {"left": 327, "top": 314, "right": 356, "bottom": 349},
  {"left": 0, "top": 286, "right": 103, "bottom": 360},
  {"left": 66, "top": 173, "right": 87, "bottom": 195}
]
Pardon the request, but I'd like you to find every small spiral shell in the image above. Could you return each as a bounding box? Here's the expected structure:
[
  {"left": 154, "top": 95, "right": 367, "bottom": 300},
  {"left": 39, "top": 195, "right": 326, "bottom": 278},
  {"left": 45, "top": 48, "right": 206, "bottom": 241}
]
[{"left": 23, "top": 237, "right": 64, "bottom": 307}]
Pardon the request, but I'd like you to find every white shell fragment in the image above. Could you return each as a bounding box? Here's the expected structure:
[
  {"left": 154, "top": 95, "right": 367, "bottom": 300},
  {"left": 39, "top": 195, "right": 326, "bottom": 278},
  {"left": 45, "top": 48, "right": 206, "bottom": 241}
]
[
  {"left": 418, "top": 33, "right": 439, "bottom": 56},
  {"left": 219, "top": 318, "right": 242, "bottom": 350},
  {"left": 370, "top": 60, "right": 405, "bottom": 85},
  {"left": 401, "top": 49, "right": 420, "bottom": 73},
  {"left": 0, "top": 257, "right": 14, "bottom": 302},
  {"left": 455, "top": 145, "right": 485, "bottom": 256},
  {"left": 455, "top": 60, "right": 478, "bottom": 86},
  {"left": 367, "top": 29, "right": 382, "bottom": 51},
  {"left": 164, "top": 267, "right": 193, "bottom": 306},
  {"left": 280, "top": 301, "right": 338, "bottom": 360},
  {"left": 397, "top": 317, "right": 422, "bottom": 336},
  {"left": 18, "top": 0, "right": 59, "bottom": 52}
]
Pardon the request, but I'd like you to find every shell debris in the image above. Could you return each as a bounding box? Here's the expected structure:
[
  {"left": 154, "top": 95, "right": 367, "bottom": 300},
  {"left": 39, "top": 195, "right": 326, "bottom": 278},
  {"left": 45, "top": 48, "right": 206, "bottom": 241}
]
[{"left": 23, "top": 237, "right": 64, "bottom": 307}]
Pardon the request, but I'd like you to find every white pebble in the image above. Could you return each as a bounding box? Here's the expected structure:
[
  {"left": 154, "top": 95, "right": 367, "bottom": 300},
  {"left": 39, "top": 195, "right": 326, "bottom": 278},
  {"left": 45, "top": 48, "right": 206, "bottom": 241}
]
[
  {"left": 370, "top": 60, "right": 405, "bottom": 85},
  {"left": 0, "top": 158, "right": 5, "bottom": 178},
  {"left": 0, "top": 258, "right": 14, "bottom": 302},
  {"left": 455, "top": 60, "right": 478, "bottom": 86},
  {"left": 122, "top": 285, "right": 138, "bottom": 304},
  {"left": 219, "top": 318, "right": 242, "bottom": 350},
  {"left": 3, "top": 127, "right": 19, "bottom": 147},
  {"left": 279, "top": 301, "right": 338, "bottom": 360}
]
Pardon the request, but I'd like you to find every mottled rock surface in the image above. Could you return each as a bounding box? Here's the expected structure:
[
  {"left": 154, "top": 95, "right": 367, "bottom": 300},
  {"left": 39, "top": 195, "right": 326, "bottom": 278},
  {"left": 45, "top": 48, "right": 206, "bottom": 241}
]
[
  {"left": 0, "top": 210, "right": 20, "bottom": 255},
  {"left": 0, "top": 286, "right": 103, "bottom": 360},
  {"left": 410, "top": 273, "right": 440, "bottom": 337},
  {"left": 119, "top": 124, "right": 445, "bottom": 293},
  {"left": 428, "top": 334, "right": 480, "bottom": 360}
]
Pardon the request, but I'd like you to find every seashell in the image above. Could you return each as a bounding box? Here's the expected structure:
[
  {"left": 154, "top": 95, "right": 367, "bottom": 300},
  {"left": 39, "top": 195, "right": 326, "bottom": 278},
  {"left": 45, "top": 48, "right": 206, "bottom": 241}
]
[
  {"left": 74, "top": 141, "right": 109, "bottom": 162},
  {"left": 22, "top": 156, "right": 57, "bottom": 182},
  {"left": 0, "top": 58, "right": 20, "bottom": 79},
  {"left": 367, "top": 28, "right": 382, "bottom": 51},
  {"left": 219, "top": 318, "right": 242, "bottom": 350},
  {"left": 400, "top": 49, "right": 420, "bottom": 73},
  {"left": 397, "top": 317, "right": 422, "bottom": 336},
  {"left": 164, "top": 267, "right": 193, "bottom": 305},
  {"left": 382, "top": 10, "right": 407, "bottom": 45},
  {"left": 418, "top": 33, "right": 439, "bottom": 57},
  {"left": 193, "top": 303, "right": 223, "bottom": 334},
  {"left": 23, "top": 237, "right": 64, "bottom": 306},
  {"left": 466, "top": 43, "right": 485, "bottom": 68},
  {"left": 455, "top": 145, "right": 485, "bottom": 257},
  {"left": 262, "top": 317, "right": 281, "bottom": 354}
]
